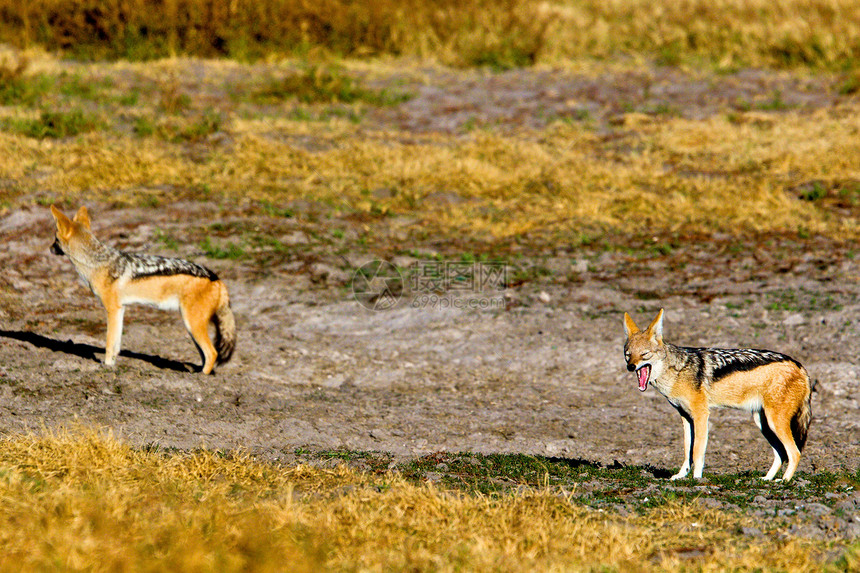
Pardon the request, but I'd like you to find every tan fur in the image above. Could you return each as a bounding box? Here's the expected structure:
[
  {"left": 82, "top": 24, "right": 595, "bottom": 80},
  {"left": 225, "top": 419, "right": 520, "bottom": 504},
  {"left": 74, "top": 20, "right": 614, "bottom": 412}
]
[
  {"left": 50, "top": 205, "right": 235, "bottom": 374},
  {"left": 624, "top": 309, "right": 812, "bottom": 482}
]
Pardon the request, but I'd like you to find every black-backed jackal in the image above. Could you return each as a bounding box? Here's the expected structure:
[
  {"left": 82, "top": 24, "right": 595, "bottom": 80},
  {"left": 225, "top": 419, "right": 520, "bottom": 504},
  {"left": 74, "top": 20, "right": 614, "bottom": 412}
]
[
  {"left": 623, "top": 309, "right": 811, "bottom": 482},
  {"left": 50, "top": 205, "right": 235, "bottom": 374}
]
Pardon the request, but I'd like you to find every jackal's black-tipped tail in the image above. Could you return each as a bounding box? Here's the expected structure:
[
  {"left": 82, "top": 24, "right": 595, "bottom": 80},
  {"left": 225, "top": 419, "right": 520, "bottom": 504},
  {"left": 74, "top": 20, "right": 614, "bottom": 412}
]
[
  {"left": 791, "top": 383, "right": 813, "bottom": 452},
  {"left": 213, "top": 287, "right": 235, "bottom": 365}
]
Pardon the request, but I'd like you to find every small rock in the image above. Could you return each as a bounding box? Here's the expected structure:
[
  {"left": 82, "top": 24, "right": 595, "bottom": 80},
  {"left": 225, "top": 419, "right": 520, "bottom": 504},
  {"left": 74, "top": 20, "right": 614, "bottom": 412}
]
[
  {"left": 537, "top": 291, "right": 551, "bottom": 304},
  {"left": 783, "top": 313, "right": 806, "bottom": 326},
  {"left": 280, "top": 231, "right": 309, "bottom": 245},
  {"left": 544, "top": 441, "right": 563, "bottom": 455},
  {"left": 741, "top": 526, "right": 763, "bottom": 537},
  {"left": 320, "top": 374, "right": 345, "bottom": 388},
  {"left": 369, "top": 428, "right": 389, "bottom": 441}
]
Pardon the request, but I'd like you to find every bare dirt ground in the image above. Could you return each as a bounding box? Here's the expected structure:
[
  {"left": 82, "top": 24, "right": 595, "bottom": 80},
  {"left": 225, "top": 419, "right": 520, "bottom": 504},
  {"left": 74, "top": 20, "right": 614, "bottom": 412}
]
[
  {"left": 0, "top": 63, "right": 858, "bottom": 540},
  {"left": 1, "top": 202, "right": 857, "bottom": 467}
]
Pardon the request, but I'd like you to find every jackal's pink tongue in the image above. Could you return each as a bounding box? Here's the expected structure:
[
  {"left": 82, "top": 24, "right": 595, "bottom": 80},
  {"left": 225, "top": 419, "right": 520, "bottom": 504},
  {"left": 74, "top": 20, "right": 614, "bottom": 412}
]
[{"left": 637, "top": 365, "right": 650, "bottom": 392}]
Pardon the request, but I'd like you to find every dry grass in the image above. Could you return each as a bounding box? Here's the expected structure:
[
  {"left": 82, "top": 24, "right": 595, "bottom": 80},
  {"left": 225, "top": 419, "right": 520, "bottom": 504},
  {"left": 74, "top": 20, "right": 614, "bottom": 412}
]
[
  {"left": 0, "top": 426, "right": 843, "bottom": 572},
  {"left": 0, "top": 99, "right": 856, "bottom": 240},
  {"left": 3, "top": 1, "right": 860, "bottom": 70},
  {"left": 543, "top": 0, "right": 860, "bottom": 70},
  {"left": 0, "top": 0, "right": 548, "bottom": 68}
]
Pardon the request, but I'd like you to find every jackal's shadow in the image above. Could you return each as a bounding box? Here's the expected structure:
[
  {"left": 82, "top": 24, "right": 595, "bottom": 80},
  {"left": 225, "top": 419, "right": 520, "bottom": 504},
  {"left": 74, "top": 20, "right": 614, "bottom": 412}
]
[
  {"left": 546, "top": 456, "right": 675, "bottom": 479},
  {"left": 0, "top": 329, "right": 195, "bottom": 373}
]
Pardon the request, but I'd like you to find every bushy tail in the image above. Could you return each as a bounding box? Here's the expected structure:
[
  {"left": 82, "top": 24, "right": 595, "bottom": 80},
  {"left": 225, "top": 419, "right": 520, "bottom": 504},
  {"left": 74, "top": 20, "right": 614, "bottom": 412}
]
[
  {"left": 212, "top": 285, "right": 235, "bottom": 365},
  {"left": 791, "top": 381, "right": 813, "bottom": 452}
]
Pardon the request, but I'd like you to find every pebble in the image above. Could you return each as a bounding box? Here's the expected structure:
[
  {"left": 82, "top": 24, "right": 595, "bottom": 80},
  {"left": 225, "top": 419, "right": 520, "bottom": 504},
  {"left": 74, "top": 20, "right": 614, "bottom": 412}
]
[
  {"left": 369, "top": 428, "right": 389, "bottom": 440},
  {"left": 782, "top": 313, "right": 806, "bottom": 326}
]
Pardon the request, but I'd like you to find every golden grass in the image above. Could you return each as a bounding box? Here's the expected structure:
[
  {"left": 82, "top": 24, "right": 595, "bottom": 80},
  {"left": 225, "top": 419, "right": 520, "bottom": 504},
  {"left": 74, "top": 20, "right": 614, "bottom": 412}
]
[
  {"left": 0, "top": 50, "right": 856, "bottom": 242},
  {"left": 1, "top": 100, "right": 855, "bottom": 240},
  {"left": 0, "top": 426, "right": 839, "bottom": 572},
  {"left": 3, "top": 0, "right": 860, "bottom": 70},
  {"left": 543, "top": 0, "right": 860, "bottom": 70}
]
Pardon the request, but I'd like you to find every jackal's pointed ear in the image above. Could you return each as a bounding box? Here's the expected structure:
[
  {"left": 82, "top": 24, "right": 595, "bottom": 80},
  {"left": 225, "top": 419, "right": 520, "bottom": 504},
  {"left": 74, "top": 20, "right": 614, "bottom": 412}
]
[
  {"left": 646, "top": 308, "right": 664, "bottom": 342},
  {"left": 73, "top": 206, "right": 91, "bottom": 229},
  {"left": 623, "top": 312, "right": 640, "bottom": 338},
  {"left": 50, "top": 204, "right": 73, "bottom": 235}
]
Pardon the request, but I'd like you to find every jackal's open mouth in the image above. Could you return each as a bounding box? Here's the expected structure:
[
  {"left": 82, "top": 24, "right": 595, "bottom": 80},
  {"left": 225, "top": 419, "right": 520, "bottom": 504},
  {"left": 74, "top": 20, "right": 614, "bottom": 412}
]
[{"left": 635, "top": 364, "right": 651, "bottom": 392}]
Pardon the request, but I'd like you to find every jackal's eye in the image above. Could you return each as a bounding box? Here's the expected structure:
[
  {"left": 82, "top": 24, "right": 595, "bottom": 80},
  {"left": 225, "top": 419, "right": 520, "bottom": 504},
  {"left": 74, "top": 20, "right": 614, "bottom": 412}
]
[{"left": 641, "top": 352, "right": 652, "bottom": 360}]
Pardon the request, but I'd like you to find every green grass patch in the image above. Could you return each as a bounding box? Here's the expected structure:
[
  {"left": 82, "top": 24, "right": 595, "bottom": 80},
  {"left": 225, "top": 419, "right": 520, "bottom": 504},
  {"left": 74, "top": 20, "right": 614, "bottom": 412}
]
[
  {"left": 57, "top": 72, "right": 114, "bottom": 100},
  {"left": 199, "top": 237, "right": 246, "bottom": 260},
  {"left": 765, "top": 288, "right": 844, "bottom": 312},
  {"left": 0, "top": 56, "right": 51, "bottom": 106},
  {"left": 169, "top": 110, "right": 222, "bottom": 142},
  {"left": 252, "top": 64, "right": 411, "bottom": 106},
  {"left": 0, "top": 73, "right": 52, "bottom": 107},
  {"left": 398, "top": 452, "right": 656, "bottom": 496},
  {"left": 257, "top": 201, "right": 295, "bottom": 218},
  {"left": 137, "top": 110, "right": 223, "bottom": 142},
  {"left": 153, "top": 228, "right": 179, "bottom": 251},
  {"left": 3, "top": 109, "right": 103, "bottom": 138},
  {"left": 133, "top": 115, "right": 156, "bottom": 137}
]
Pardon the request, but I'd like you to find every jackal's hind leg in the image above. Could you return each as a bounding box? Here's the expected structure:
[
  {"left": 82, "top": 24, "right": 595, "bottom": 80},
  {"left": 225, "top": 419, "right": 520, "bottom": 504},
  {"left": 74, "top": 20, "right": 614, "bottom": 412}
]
[
  {"left": 754, "top": 409, "right": 788, "bottom": 481},
  {"left": 766, "top": 409, "right": 801, "bottom": 482},
  {"left": 181, "top": 307, "right": 217, "bottom": 374}
]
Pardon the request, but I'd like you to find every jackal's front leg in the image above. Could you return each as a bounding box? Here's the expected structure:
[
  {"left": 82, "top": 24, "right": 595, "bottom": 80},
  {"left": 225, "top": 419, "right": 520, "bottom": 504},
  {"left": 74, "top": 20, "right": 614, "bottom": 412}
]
[
  {"left": 670, "top": 413, "right": 692, "bottom": 480},
  {"left": 103, "top": 304, "right": 125, "bottom": 366},
  {"left": 690, "top": 411, "right": 710, "bottom": 478}
]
